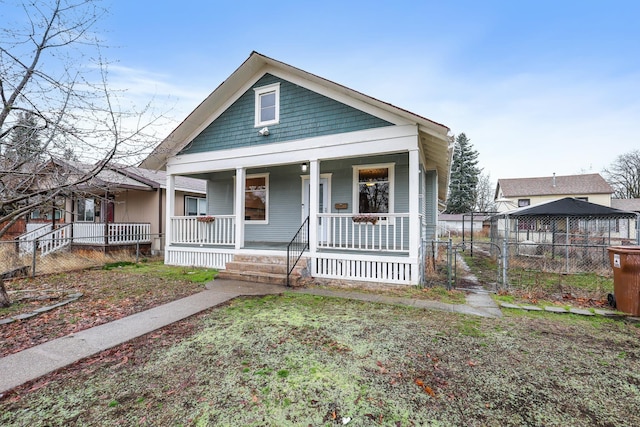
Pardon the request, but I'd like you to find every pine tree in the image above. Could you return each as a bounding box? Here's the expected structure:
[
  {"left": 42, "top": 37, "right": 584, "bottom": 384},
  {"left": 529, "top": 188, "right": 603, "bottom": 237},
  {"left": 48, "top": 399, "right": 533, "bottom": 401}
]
[
  {"left": 6, "top": 111, "right": 43, "bottom": 163},
  {"left": 445, "top": 133, "right": 481, "bottom": 214}
]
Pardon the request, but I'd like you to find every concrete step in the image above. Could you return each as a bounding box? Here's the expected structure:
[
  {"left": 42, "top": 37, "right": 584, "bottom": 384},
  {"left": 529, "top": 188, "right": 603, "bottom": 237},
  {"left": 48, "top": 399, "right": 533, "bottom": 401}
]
[
  {"left": 217, "top": 270, "right": 299, "bottom": 286},
  {"left": 232, "top": 254, "right": 308, "bottom": 267},
  {"left": 219, "top": 255, "right": 309, "bottom": 286}
]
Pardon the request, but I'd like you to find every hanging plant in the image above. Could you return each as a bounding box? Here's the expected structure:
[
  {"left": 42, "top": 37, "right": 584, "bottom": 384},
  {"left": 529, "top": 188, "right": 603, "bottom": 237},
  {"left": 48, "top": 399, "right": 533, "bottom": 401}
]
[
  {"left": 197, "top": 216, "right": 216, "bottom": 223},
  {"left": 352, "top": 215, "right": 378, "bottom": 225}
]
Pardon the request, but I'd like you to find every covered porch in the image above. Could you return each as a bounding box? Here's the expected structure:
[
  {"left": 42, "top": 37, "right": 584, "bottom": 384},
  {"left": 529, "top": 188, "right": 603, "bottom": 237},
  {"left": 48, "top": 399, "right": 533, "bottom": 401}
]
[{"left": 163, "top": 126, "right": 441, "bottom": 285}]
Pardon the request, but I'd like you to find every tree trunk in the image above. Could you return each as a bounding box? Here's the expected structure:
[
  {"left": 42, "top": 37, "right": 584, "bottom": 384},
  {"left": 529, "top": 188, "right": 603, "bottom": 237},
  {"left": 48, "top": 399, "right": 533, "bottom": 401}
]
[{"left": 0, "top": 279, "right": 10, "bottom": 307}]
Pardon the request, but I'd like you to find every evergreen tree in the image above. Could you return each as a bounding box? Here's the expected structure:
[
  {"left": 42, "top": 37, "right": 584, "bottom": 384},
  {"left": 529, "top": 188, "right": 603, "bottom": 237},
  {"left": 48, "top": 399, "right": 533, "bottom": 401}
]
[
  {"left": 5, "top": 111, "right": 43, "bottom": 162},
  {"left": 445, "top": 133, "right": 481, "bottom": 213}
]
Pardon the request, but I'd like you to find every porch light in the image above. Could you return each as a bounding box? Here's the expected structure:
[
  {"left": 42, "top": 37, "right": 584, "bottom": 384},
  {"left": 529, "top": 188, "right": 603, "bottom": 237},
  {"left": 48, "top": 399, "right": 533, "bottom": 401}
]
[{"left": 301, "top": 163, "right": 308, "bottom": 172}]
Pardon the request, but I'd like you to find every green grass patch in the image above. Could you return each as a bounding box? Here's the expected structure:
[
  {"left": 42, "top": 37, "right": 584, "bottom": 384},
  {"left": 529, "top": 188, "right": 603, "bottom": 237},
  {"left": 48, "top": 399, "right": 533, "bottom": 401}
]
[{"left": 106, "top": 261, "right": 217, "bottom": 283}]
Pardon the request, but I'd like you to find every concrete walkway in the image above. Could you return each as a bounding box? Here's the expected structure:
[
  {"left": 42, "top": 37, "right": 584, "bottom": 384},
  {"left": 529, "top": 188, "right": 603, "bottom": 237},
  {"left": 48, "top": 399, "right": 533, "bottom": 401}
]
[{"left": 0, "top": 280, "right": 500, "bottom": 395}]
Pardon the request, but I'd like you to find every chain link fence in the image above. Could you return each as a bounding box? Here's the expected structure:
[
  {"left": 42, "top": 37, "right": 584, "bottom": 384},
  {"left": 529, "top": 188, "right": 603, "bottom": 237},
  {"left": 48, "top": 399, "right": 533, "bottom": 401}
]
[
  {"left": 487, "top": 213, "right": 639, "bottom": 292},
  {"left": 0, "top": 233, "right": 163, "bottom": 280}
]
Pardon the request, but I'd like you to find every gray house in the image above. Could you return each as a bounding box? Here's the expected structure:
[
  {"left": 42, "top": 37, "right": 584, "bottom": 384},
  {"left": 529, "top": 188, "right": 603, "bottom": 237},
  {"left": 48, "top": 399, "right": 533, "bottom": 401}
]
[{"left": 141, "top": 52, "right": 452, "bottom": 285}]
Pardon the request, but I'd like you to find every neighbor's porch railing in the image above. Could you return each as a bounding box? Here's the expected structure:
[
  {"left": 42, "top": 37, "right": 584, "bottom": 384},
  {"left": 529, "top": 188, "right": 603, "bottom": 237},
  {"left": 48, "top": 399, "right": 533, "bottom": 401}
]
[
  {"left": 73, "top": 223, "right": 151, "bottom": 245},
  {"left": 317, "top": 213, "right": 409, "bottom": 252},
  {"left": 19, "top": 223, "right": 53, "bottom": 254},
  {"left": 170, "top": 215, "right": 235, "bottom": 246}
]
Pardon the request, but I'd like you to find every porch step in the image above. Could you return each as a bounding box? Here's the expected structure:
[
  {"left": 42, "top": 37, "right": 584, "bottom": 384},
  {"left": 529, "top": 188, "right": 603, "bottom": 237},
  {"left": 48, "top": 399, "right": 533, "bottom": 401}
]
[{"left": 218, "top": 255, "right": 309, "bottom": 286}]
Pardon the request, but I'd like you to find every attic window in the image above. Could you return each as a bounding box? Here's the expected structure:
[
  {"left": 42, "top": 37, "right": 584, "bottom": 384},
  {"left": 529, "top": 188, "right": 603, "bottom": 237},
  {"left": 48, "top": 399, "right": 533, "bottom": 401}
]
[{"left": 254, "top": 83, "right": 280, "bottom": 127}]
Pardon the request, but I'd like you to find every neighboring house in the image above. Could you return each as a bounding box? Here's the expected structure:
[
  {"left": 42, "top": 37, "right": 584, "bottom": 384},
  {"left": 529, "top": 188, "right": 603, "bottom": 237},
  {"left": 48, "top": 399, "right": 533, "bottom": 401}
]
[
  {"left": 438, "top": 213, "right": 489, "bottom": 236},
  {"left": 141, "top": 51, "right": 452, "bottom": 285},
  {"left": 20, "top": 161, "right": 206, "bottom": 254},
  {"left": 494, "top": 173, "right": 614, "bottom": 213},
  {"left": 611, "top": 198, "right": 640, "bottom": 214}
]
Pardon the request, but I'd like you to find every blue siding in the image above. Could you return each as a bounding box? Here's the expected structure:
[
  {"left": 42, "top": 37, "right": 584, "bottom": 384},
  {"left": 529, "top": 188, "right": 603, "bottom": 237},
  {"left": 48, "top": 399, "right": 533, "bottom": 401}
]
[
  {"left": 181, "top": 74, "right": 393, "bottom": 155},
  {"left": 321, "top": 153, "right": 409, "bottom": 214}
]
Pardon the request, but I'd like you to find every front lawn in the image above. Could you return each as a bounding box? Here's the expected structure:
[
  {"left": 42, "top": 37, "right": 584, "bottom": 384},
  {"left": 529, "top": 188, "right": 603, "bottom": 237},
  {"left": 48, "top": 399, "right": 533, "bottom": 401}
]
[{"left": 2, "top": 293, "right": 639, "bottom": 426}]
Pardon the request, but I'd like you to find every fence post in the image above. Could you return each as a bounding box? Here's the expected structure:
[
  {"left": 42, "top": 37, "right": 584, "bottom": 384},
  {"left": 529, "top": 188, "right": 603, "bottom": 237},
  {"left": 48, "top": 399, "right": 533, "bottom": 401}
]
[
  {"left": 501, "top": 238, "right": 508, "bottom": 289},
  {"left": 136, "top": 236, "right": 140, "bottom": 263},
  {"left": 447, "top": 238, "right": 453, "bottom": 290},
  {"left": 31, "top": 239, "right": 37, "bottom": 278}
]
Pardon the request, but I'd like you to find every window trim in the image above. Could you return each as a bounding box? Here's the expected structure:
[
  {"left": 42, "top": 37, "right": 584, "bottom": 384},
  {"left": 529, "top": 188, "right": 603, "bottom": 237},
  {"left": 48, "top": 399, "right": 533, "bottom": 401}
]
[
  {"left": 244, "top": 173, "right": 269, "bottom": 224},
  {"left": 76, "top": 198, "right": 95, "bottom": 222},
  {"left": 352, "top": 163, "right": 395, "bottom": 217},
  {"left": 185, "top": 196, "right": 207, "bottom": 216},
  {"left": 254, "top": 83, "right": 280, "bottom": 127}
]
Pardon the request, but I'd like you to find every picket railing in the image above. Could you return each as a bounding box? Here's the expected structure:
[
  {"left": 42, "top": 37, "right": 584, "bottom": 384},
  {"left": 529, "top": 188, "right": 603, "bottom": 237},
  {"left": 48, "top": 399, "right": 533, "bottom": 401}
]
[
  {"left": 170, "top": 216, "right": 235, "bottom": 246},
  {"left": 317, "top": 213, "right": 409, "bottom": 252},
  {"left": 73, "top": 223, "right": 151, "bottom": 245}
]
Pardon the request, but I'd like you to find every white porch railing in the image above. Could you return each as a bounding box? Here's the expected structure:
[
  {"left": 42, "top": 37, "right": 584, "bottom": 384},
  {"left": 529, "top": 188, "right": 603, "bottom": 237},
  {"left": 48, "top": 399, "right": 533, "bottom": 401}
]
[
  {"left": 19, "top": 224, "right": 52, "bottom": 254},
  {"left": 318, "top": 213, "right": 410, "bottom": 252},
  {"left": 170, "top": 216, "right": 235, "bottom": 246},
  {"left": 38, "top": 224, "right": 72, "bottom": 256},
  {"left": 73, "top": 223, "right": 151, "bottom": 245}
]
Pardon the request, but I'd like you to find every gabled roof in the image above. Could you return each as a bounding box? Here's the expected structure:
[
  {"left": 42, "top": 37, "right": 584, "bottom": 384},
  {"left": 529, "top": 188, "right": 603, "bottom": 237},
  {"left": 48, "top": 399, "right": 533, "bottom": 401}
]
[
  {"left": 53, "top": 160, "right": 206, "bottom": 194},
  {"left": 140, "top": 51, "right": 452, "bottom": 202},
  {"left": 611, "top": 198, "right": 640, "bottom": 212},
  {"left": 498, "top": 197, "right": 636, "bottom": 218},
  {"left": 495, "top": 173, "right": 613, "bottom": 199}
]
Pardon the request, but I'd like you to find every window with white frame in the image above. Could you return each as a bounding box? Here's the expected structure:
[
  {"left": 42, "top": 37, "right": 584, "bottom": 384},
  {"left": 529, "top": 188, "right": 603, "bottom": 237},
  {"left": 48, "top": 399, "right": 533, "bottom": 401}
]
[
  {"left": 254, "top": 83, "right": 280, "bottom": 127},
  {"left": 518, "top": 199, "right": 530, "bottom": 207},
  {"left": 76, "top": 198, "right": 95, "bottom": 222},
  {"left": 185, "top": 196, "right": 207, "bottom": 216},
  {"left": 353, "top": 164, "right": 394, "bottom": 215},
  {"left": 245, "top": 174, "right": 269, "bottom": 222}
]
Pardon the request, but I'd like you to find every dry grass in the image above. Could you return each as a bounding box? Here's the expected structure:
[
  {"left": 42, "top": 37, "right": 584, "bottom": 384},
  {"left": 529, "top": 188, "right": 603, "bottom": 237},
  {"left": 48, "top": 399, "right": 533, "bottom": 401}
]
[{"left": 1, "top": 294, "right": 639, "bottom": 426}]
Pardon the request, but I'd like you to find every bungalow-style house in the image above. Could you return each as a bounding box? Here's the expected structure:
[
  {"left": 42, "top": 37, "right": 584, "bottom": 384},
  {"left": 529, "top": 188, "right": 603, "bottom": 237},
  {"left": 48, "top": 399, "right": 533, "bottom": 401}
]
[
  {"left": 141, "top": 52, "right": 452, "bottom": 285},
  {"left": 494, "top": 173, "right": 614, "bottom": 213},
  {"left": 19, "top": 161, "right": 206, "bottom": 255}
]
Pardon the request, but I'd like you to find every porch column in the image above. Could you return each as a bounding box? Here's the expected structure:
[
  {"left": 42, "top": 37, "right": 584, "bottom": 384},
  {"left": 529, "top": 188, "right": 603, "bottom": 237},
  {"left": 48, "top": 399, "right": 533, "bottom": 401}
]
[
  {"left": 409, "top": 149, "right": 420, "bottom": 284},
  {"left": 234, "top": 167, "right": 245, "bottom": 250},
  {"left": 165, "top": 173, "right": 175, "bottom": 251},
  {"left": 308, "top": 160, "right": 319, "bottom": 255}
]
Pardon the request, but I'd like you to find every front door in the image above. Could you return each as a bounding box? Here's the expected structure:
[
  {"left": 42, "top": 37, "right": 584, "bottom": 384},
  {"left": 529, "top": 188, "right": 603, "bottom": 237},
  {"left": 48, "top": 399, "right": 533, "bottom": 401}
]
[{"left": 302, "top": 176, "right": 330, "bottom": 243}]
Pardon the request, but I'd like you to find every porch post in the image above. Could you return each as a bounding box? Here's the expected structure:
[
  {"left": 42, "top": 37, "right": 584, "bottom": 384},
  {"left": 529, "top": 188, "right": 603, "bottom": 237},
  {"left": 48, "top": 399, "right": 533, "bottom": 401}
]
[
  {"left": 165, "top": 173, "right": 175, "bottom": 252},
  {"left": 234, "top": 167, "right": 245, "bottom": 250},
  {"left": 409, "top": 149, "right": 420, "bottom": 284},
  {"left": 308, "top": 160, "right": 319, "bottom": 256}
]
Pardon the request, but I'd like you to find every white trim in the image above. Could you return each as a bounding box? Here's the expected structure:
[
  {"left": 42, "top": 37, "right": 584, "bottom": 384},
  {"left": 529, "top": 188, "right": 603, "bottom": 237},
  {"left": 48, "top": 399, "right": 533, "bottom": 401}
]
[
  {"left": 167, "top": 125, "right": 419, "bottom": 175},
  {"left": 244, "top": 172, "right": 270, "bottom": 224},
  {"left": 352, "top": 163, "right": 395, "bottom": 216},
  {"left": 185, "top": 195, "right": 207, "bottom": 216},
  {"left": 254, "top": 83, "right": 280, "bottom": 127}
]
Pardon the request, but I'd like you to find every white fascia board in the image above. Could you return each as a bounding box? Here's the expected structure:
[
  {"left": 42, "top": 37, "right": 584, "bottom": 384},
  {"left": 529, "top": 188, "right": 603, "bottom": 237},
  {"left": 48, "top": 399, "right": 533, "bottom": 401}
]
[{"left": 167, "top": 125, "right": 419, "bottom": 175}]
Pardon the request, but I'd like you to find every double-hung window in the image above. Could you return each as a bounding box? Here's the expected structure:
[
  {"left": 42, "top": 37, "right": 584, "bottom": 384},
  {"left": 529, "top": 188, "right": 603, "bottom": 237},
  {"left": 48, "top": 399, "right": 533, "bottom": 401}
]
[
  {"left": 185, "top": 196, "right": 207, "bottom": 216},
  {"left": 353, "top": 164, "right": 394, "bottom": 217},
  {"left": 254, "top": 83, "right": 280, "bottom": 127}
]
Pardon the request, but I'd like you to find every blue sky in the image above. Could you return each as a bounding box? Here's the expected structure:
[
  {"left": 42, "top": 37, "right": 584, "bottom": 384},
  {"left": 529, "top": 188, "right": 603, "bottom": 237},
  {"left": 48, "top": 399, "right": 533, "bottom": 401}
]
[{"left": 38, "top": 1, "right": 640, "bottom": 180}]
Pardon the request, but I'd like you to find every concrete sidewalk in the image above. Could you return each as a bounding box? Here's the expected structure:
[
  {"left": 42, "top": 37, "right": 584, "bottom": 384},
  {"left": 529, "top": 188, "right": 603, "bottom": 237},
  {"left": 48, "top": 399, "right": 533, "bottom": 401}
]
[{"left": 0, "top": 280, "right": 500, "bottom": 395}]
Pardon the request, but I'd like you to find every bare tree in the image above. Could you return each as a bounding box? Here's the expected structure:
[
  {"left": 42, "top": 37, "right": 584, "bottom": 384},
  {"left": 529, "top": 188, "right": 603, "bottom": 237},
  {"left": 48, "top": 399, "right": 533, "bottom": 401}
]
[
  {"left": 603, "top": 150, "right": 640, "bottom": 199},
  {"left": 0, "top": 0, "right": 160, "bottom": 306},
  {"left": 474, "top": 172, "right": 496, "bottom": 212}
]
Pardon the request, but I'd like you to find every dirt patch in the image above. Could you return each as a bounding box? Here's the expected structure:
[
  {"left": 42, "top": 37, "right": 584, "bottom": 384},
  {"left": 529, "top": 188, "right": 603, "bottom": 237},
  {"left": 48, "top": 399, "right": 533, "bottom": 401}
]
[
  {"left": 2, "top": 294, "right": 639, "bottom": 425},
  {"left": 0, "top": 263, "right": 212, "bottom": 357}
]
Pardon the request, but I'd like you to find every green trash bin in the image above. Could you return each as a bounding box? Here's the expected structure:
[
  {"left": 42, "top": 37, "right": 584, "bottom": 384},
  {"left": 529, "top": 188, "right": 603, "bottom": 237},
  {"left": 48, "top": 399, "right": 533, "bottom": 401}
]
[{"left": 607, "top": 246, "right": 640, "bottom": 316}]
